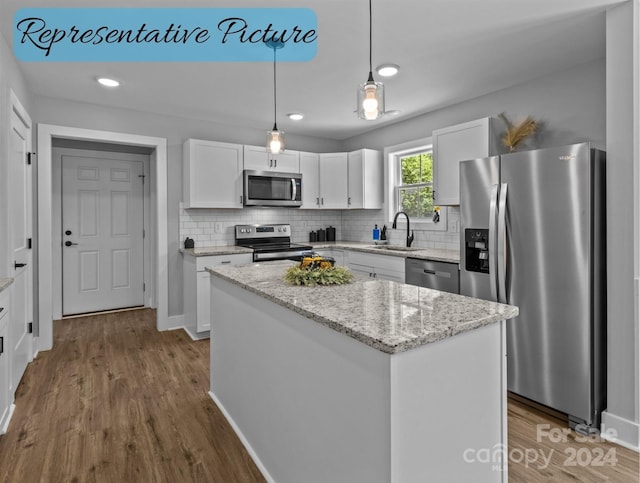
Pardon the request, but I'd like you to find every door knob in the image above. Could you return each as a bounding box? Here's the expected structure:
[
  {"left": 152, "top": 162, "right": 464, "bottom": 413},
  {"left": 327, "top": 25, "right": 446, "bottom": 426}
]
[
  {"left": 64, "top": 241, "right": 79, "bottom": 247},
  {"left": 65, "top": 230, "right": 72, "bottom": 235}
]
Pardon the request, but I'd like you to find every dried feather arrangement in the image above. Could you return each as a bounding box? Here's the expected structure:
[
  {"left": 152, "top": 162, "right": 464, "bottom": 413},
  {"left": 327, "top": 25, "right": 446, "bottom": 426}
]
[{"left": 498, "top": 112, "right": 538, "bottom": 152}]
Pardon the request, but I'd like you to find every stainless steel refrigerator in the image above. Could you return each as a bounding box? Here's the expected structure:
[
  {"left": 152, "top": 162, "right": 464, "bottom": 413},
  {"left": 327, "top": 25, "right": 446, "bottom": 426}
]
[{"left": 459, "top": 142, "right": 606, "bottom": 429}]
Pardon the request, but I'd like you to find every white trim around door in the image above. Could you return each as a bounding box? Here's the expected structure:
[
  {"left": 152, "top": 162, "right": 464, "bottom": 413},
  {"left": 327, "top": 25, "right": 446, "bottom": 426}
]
[{"left": 37, "top": 124, "right": 168, "bottom": 351}]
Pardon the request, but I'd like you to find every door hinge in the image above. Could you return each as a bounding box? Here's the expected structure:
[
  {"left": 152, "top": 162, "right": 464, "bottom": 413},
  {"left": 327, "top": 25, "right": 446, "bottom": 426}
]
[
  {"left": 27, "top": 152, "right": 36, "bottom": 165},
  {"left": 27, "top": 237, "right": 32, "bottom": 249},
  {"left": 138, "top": 174, "right": 145, "bottom": 184},
  {"left": 27, "top": 322, "right": 33, "bottom": 334},
  {"left": 143, "top": 229, "right": 145, "bottom": 239}
]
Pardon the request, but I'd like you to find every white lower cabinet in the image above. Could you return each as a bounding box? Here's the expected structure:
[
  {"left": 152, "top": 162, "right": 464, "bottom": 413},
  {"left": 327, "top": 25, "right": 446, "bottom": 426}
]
[
  {"left": 0, "top": 289, "right": 13, "bottom": 434},
  {"left": 183, "top": 253, "right": 252, "bottom": 338},
  {"left": 346, "top": 251, "right": 405, "bottom": 283}
]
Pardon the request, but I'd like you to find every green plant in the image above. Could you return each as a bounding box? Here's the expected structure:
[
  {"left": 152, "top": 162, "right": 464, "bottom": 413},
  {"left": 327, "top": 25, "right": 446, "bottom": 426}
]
[{"left": 283, "top": 265, "right": 354, "bottom": 286}]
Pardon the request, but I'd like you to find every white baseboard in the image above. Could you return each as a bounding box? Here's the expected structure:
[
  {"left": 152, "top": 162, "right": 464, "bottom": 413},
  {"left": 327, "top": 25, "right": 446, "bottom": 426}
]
[
  {"left": 0, "top": 403, "right": 16, "bottom": 435},
  {"left": 162, "top": 314, "right": 185, "bottom": 332},
  {"left": 601, "top": 410, "right": 640, "bottom": 452},
  {"left": 183, "top": 326, "right": 210, "bottom": 341},
  {"left": 208, "top": 390, "right": 274, "bottom": 483}
]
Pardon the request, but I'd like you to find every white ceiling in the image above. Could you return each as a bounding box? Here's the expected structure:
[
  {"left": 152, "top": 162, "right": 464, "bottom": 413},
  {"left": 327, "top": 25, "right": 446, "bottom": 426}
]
[{"left": 0, "top": 0, "right": 625, "bottom": 140}]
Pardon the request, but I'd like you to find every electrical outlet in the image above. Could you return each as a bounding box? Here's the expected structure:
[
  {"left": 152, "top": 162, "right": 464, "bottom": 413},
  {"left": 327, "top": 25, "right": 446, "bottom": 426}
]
[{"left": 214, "top": 222, "right": 222, "bottom": 233}]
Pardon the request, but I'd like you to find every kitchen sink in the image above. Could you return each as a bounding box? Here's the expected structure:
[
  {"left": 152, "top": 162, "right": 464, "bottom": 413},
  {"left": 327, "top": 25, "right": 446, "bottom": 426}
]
[{"left": 369, "top": 245, "right": 423, "bottom": 252}]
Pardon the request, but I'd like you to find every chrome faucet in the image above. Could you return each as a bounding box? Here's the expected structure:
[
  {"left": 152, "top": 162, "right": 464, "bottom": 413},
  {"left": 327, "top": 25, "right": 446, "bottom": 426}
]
[{"left": 392, "top": 211, "right": 414, "bottom": 247}]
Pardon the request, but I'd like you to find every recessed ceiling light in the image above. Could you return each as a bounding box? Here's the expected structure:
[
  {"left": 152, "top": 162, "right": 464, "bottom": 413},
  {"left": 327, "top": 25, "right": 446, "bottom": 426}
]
[
  {"left": 97, "top": 77, "right": 120, "bottom": 87},
  {"left": 287, "top": 113, "right": 304, "bottom": 121},
  {"left": 376, "top": 64, "right": 399, "bottom": 77}
]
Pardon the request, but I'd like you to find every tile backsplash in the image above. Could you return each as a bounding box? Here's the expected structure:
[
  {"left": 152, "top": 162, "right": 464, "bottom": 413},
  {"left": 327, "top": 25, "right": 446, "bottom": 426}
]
[{"left": 179, "top": 204, "right": 461, "bottom": 251}]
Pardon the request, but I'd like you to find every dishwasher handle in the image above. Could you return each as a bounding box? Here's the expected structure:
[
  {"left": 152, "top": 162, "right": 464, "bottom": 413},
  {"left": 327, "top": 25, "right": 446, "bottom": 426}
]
[{"left": 423, "top": 269, "right": 451, "bottom": 278}]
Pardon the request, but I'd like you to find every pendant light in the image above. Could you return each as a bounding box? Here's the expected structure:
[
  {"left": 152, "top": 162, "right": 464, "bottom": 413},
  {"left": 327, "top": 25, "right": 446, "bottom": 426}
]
[
  {"left": 266, "top": 40, "right": 285, "bottom": 154},
  {"left": 357, "top": 0, "right": 385, "bottom": 120}
]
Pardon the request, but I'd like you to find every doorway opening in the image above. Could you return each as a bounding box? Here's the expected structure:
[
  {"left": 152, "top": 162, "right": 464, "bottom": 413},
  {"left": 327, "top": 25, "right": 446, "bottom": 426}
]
[{"left": 37, "top": 124, "right": 168, "bottom": 352}]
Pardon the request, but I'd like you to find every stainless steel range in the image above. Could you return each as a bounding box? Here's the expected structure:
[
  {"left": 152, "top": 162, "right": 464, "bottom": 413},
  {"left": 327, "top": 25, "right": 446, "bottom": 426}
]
[{"left": 235, "top": 224, "right": 313, "bottom": 262}]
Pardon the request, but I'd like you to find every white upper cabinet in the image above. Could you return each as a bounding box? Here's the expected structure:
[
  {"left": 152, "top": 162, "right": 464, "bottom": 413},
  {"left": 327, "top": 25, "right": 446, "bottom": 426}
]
[
  {"left": 299, "top": 151, "right": 320, "bottom": 209},
  {"left": 432, "top": 117, "right": 500, "bottom": 205},
  {"left": 348, "top": 149, "right": 383, "bottom": 209},
  {"left": 318, "top": 152, "right": 349, "bottom": 209},
  {"left": 243, "top": 145, "right": 300, "bottom": 173},
  {"left": 183, "top": 139, "right": 243, "bottom": 208}
]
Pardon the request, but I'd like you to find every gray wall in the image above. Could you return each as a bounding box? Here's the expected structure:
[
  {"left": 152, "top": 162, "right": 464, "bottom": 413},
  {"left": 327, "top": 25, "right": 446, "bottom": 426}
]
[
  {"left": 33, "top": 96, "right": 343, "bottom": 317},
  {"left": 604, "top": 1, "right": 639, "bottom": 446},
  {"left": 0, "top": 32, "right": 32, "bottom": 277},
  {"left": 341, "top": 58, "right": 605, "bottom": 152}
]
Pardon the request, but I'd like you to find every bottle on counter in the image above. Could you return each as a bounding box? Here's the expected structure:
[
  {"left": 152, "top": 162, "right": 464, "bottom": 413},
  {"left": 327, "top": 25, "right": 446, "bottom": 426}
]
[{"left": 373, "top": 224, "right": 380, "bottom": 241}]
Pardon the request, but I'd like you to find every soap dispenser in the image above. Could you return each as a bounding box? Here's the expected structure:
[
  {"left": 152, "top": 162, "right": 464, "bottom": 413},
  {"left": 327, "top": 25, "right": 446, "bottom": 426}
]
[{"left": 372, "top": 224, "right": 380, "bottom": 241}]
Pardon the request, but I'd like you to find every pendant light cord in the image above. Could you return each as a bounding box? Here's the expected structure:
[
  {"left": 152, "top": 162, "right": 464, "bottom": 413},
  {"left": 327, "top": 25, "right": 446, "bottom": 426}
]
[
  {"left": 272, "top": 46, "right": 278, "bottom": 131},
  {"left": 367, "top": 0, "right": 374, "bottom": 82},
  {"left": 369, "top": 0, "right": 373, "bottom": 74}
]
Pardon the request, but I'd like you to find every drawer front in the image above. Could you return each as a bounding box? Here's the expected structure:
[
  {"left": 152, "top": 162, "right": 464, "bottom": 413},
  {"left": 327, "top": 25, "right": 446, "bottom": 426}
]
[
  {"left": 347, "top": 251, "right": 404, "bottom": 273},
  {"left": 196, "top": 253, "right": 252, "bottom": 271},
  {"left": 405, "top": 258, "right": 459, "bottom": 293}
]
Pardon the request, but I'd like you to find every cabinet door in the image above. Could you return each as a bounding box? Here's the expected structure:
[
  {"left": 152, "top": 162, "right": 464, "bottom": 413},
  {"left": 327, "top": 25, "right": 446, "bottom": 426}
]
[
  {"left": 183, "top": 139, "right": 243, "bottom": 208},
  {"left": 300, "top": 152, "right": 320, "bottom": 208},
  {"left": 374, "top": 267, "right": 405, "bottom": 283},
  {"left": 347, "top": 150, "right": 364, "bottom": 209},
  {"left": 348, "top": 149, "right": 383, "bottom": 209},
  {"left": 432, "top": 117, "right": 497, "bottom": 206},
  {"left": 273, "top": 150, "right": 300, "bottom": 172},
  {"left": 243, "top": 145, "right": 270, "bottom": 171},
  {"left": 319, "top": 153, "right": 348, "bottom": 209},
  {"left": 196, "top": 271, "right": 211, "bottom": 333},
  {"left": 244, "top": 146, "right": 300, "bottom": 173}
]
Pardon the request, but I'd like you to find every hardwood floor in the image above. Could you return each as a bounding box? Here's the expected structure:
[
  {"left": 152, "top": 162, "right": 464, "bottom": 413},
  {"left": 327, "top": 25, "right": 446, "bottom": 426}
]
[
  {"left": 0, "top": 309, "right": 265, "bottom": 483},
  {"left": 508, "top": 398, "right": 639, "bottom": 482},
  {"left": 0, "top": 309, "right": 637, "bottom": 482}
]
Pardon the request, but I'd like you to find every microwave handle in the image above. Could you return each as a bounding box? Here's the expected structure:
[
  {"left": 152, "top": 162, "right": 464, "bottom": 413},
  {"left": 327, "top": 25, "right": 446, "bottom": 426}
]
[{"left": 291, "top": 178, "right": 297, "bottom": 201}]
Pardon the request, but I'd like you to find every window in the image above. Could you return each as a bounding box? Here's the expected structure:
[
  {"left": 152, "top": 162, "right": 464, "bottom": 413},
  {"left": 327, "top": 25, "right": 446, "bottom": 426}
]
[
  {"left": 396, "top": 148, "right": 434, "bottom": 219},
  {"left": 386, "top": 138, "right": 446, "bottom": 231}
]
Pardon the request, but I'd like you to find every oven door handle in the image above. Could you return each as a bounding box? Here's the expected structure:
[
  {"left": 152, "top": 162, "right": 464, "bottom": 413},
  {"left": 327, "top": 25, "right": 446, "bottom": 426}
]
[{"left": 291, "top": 178, "right": 297, "bottom": 201}]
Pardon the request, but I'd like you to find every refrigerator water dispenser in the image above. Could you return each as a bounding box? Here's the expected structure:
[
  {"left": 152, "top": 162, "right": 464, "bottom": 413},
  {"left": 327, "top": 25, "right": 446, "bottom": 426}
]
[{"left": 464, "top": 229, "right": 489, "bottom": 273}]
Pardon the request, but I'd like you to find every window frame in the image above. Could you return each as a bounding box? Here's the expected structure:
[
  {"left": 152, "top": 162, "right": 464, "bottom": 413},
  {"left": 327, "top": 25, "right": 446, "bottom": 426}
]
[{"left": 385, "top": 137, "right": 447, "bottom": 231}]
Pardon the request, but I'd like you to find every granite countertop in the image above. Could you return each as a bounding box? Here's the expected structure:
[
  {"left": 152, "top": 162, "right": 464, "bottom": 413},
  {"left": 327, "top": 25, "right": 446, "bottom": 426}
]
[
  {"left": 311, "top": 241, "right": 460, "bottom": 264},
  {"left": 207, "top": 261, "right": 518, "bottom": 354},
  {"left": 181, "top": 246, "right": 253, "bottom": 257},
  {"left": 0, "top": 278, "right": 14, "bottom": 294},
  {"left": 183, "top": 241, "right": 460, "bottom": 264}
]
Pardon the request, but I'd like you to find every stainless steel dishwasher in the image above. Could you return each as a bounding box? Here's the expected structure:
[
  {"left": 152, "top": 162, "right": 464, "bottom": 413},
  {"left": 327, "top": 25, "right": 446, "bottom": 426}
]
[{"left": 405, "top": 258, "right": 460, "bottom": 294}]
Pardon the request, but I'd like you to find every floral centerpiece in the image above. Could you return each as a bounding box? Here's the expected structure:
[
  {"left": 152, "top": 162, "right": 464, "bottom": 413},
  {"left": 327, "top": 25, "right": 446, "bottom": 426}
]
[{"left": 284, "top": 256, "right": 354, "bottom": 286}]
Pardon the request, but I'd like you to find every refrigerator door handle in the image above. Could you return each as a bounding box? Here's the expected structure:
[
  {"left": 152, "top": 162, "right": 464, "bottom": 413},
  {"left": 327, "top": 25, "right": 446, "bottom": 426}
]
[
  {"left": 497, "top": 182, "right": 508, "bottom": 304},
  {"left": 489, "top": 184, "right": 499, "bottom": 302}
]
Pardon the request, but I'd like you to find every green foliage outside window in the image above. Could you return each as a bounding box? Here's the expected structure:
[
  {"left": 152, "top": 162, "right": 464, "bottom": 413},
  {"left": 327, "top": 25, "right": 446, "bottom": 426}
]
[{"left": 398, "top": 152, "right": 434, "bottom": 218}]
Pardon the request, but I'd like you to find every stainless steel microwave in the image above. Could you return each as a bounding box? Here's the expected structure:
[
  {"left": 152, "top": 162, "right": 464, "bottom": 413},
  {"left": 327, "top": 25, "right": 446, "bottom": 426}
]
[{"left": 243, "top": 170, "right": 302, "bottom": 207}]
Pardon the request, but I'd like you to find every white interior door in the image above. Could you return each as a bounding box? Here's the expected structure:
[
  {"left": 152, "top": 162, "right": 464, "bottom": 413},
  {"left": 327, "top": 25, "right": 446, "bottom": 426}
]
[
  {"left": 9, "top": 93, "right": 33, "bottom": 395},
  {"left": 61, "top": 155, "right": 144, "bottom": 315}
]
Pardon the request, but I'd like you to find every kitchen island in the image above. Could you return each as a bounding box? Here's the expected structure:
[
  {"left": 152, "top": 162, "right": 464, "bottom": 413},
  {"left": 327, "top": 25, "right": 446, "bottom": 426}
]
[{"left": 207, "top": 261, "right": 518, "bottom": 483}]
